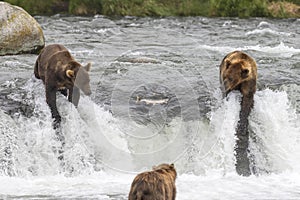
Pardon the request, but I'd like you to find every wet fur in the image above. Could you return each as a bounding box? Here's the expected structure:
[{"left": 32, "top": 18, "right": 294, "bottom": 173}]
[
  {"left": 128, "top": 163, "right": 177, "bottom": 200},
  {"left": 34, "top": 44, "right": 91, "bottom": 128},
  {"left": 220, "top": 51, "right": 257, "bottom": 176}
]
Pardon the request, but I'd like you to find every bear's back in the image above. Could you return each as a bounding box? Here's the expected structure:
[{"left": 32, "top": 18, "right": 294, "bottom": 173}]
[
  {"left": 129, "top": 168, "right": 176, "bottom": 200},
  {"left": 38, "top": 44, "right": 68, "bottom": 67},
  {"left": 36, "top": 44, "right": 73, "bottom": 81},
  {"left": 47, "top": 50, "right": 74, "bottom": 68}
]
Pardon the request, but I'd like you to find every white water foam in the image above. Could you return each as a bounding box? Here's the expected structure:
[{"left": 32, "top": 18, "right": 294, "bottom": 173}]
[
  {"left": 2, "top": 82, "right": 299, "bottom": 176},
  {"left": 200, "top": 42, "right": 300, "bottom": 57},
  {"left": 2, "top": 61, "right": 31, "bottom": 68},
  {"left": 249, "top": 89, "right": 300, "bottom": 174},
  {"left": 257, "top": 21, "right": 272, "bottom": 29},
  {"left": 0, "top": 78, "right": 132, "bottom": 176},
  {"left": 246, "top": 28, "right": 292, "bottom": 37},
  {"left": 1, "top": 80, "right": 300, "bottom": 199},
  {"left": 1, "top": 171, "right": 300, "bottom": 200}
]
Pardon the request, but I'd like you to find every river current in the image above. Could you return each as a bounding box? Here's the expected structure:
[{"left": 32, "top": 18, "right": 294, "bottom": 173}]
[{"left": 0, "top": 16, "right": 299, "bottom": 199}]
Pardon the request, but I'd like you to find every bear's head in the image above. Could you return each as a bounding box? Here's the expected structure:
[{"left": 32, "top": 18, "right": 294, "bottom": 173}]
[
  {"left": 152, "top": 163, "right": 177, "bottom": 179},
  {"left": 220, "top": 51, "right": 257, "bottom": 96},
  {"left": 66, "top": 62, "right": 92, "bottom": 96}
]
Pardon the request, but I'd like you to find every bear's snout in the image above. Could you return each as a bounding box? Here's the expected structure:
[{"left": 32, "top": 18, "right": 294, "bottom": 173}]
[
  {"left": 241, "top": 69, "right": 250, "bottom": 79},
  {"left": 223, "top": 78, "right": 233, "bottom": 89}
]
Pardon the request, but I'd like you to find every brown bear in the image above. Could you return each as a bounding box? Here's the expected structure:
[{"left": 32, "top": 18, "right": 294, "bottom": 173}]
[
  {"left": 128, "top": 163, "right": 177, "bottom": 200},
  {"left": 34, "top": 44, "right": 91, "bottom": 128},
  {"left": 220, "top": 51, "right": 257, "bottom": 176}
]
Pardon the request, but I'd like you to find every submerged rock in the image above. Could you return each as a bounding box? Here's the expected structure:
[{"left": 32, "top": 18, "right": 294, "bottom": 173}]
[
  {"left": 0, "top": 78, "right": 34, "bottom": 118},
  {"left": 0, "top": 2, "right": 45, "bottom": 56}
]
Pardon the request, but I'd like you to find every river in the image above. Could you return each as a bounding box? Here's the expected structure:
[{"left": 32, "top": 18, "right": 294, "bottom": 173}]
[{"left": 0, "top": 15, "right": 299, "bottom": 199}]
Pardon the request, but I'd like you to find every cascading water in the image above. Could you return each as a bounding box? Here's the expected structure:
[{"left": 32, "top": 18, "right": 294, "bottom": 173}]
[{"left": 1, "top": 77, "right": 299, "bottom": 173}]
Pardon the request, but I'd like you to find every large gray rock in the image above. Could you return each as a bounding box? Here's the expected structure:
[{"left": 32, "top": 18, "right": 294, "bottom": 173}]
[{"left": 0, "top": 2, "right": 45, "bottom": 56}]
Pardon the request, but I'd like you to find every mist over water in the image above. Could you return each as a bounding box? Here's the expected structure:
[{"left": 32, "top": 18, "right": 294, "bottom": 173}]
[{"left": 0, "top": 16, "right": 299, "bottom": 199}]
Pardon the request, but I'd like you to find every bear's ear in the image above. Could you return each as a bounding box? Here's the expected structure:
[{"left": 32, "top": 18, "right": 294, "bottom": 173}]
[
  {"left": 225, "top": 60, "right": 231, "bottom": 69},
  {"left": 170, "top": 163, "right": 175, "bottom": 168},
  {"left": 66, "top": 70, "right": 75, "bottom": 79},
  {"left": 84, "top": 63, "right": 91, "bottom": 72}
]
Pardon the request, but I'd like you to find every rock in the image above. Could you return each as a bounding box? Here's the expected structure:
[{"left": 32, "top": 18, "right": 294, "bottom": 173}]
[{"left": 0, "top": 2, "right": 45, "bottom": 56}]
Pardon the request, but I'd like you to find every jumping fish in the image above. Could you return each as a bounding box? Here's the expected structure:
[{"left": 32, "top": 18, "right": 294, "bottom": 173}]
[
  {"left": 117, "top": 57, "right": 161, "bottom": 64},
  {"left": 136, "top": 96, "right": 169, "bottom": 105}
]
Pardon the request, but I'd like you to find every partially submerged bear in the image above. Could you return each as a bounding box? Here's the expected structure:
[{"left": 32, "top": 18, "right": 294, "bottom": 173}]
[
  {"left": 34, "top": 44, "right": 91, "bottom": 128},
  {"left": 128, "top": 163, "right": 177, "bottom": 200},
  {"left": 220, "top": 51, "right": 257, "bottom": 176}
]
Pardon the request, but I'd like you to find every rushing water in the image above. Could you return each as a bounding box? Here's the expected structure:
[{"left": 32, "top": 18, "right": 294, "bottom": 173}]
[{"left": 0, "top": 15, "right": 299, "bottom": 199}]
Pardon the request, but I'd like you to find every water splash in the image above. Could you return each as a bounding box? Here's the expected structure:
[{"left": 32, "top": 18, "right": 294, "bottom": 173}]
[
  {"left": 249, "top": 89, "right": 300, "bottom": 174},
  {"left": 1, "top": 74, "right": 299, "bottom": 178}
]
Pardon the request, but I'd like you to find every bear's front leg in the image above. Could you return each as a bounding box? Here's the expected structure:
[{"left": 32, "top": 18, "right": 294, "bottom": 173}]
[
  {"left": 235, "top": 94, "right": 254, "bottom": 176},
  {"left": 46, "top": 86, "right": 61, "bottom": 129}
]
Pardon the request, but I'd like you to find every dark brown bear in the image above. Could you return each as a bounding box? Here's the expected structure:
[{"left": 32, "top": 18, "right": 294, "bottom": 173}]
[
  {"left": 128, "top": 163, "right": 177, "bottom": 200},
  {"left": 220, "top": 51, "right": 257, "bottom": 176},
  {"left": 34, "top": 44, "right": 91, "bottom": 128}
]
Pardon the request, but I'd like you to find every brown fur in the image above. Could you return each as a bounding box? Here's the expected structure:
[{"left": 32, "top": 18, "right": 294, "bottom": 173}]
[
  {"left": 220, "top": 51, "right": 257, "bottom": 176},
  {"left": 128, "top": 163, "right": 177, "bottom": 200},
  {"left": 220, "top": 51, "right": 257, "bottom": 97},
  {"left": 34, "top": 44, "right": 91, "bottom": 128}
]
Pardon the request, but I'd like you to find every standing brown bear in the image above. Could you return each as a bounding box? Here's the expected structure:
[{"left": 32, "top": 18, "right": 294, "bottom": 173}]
[
  {"left": 128, "top": 163, "right": 177, "bottom": 200},
  {"left": 220, "top": 51, "right": 257, "bottom": 176},
  {"left": 34, "top": 44, "right": 92, "bottom": 128}
]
